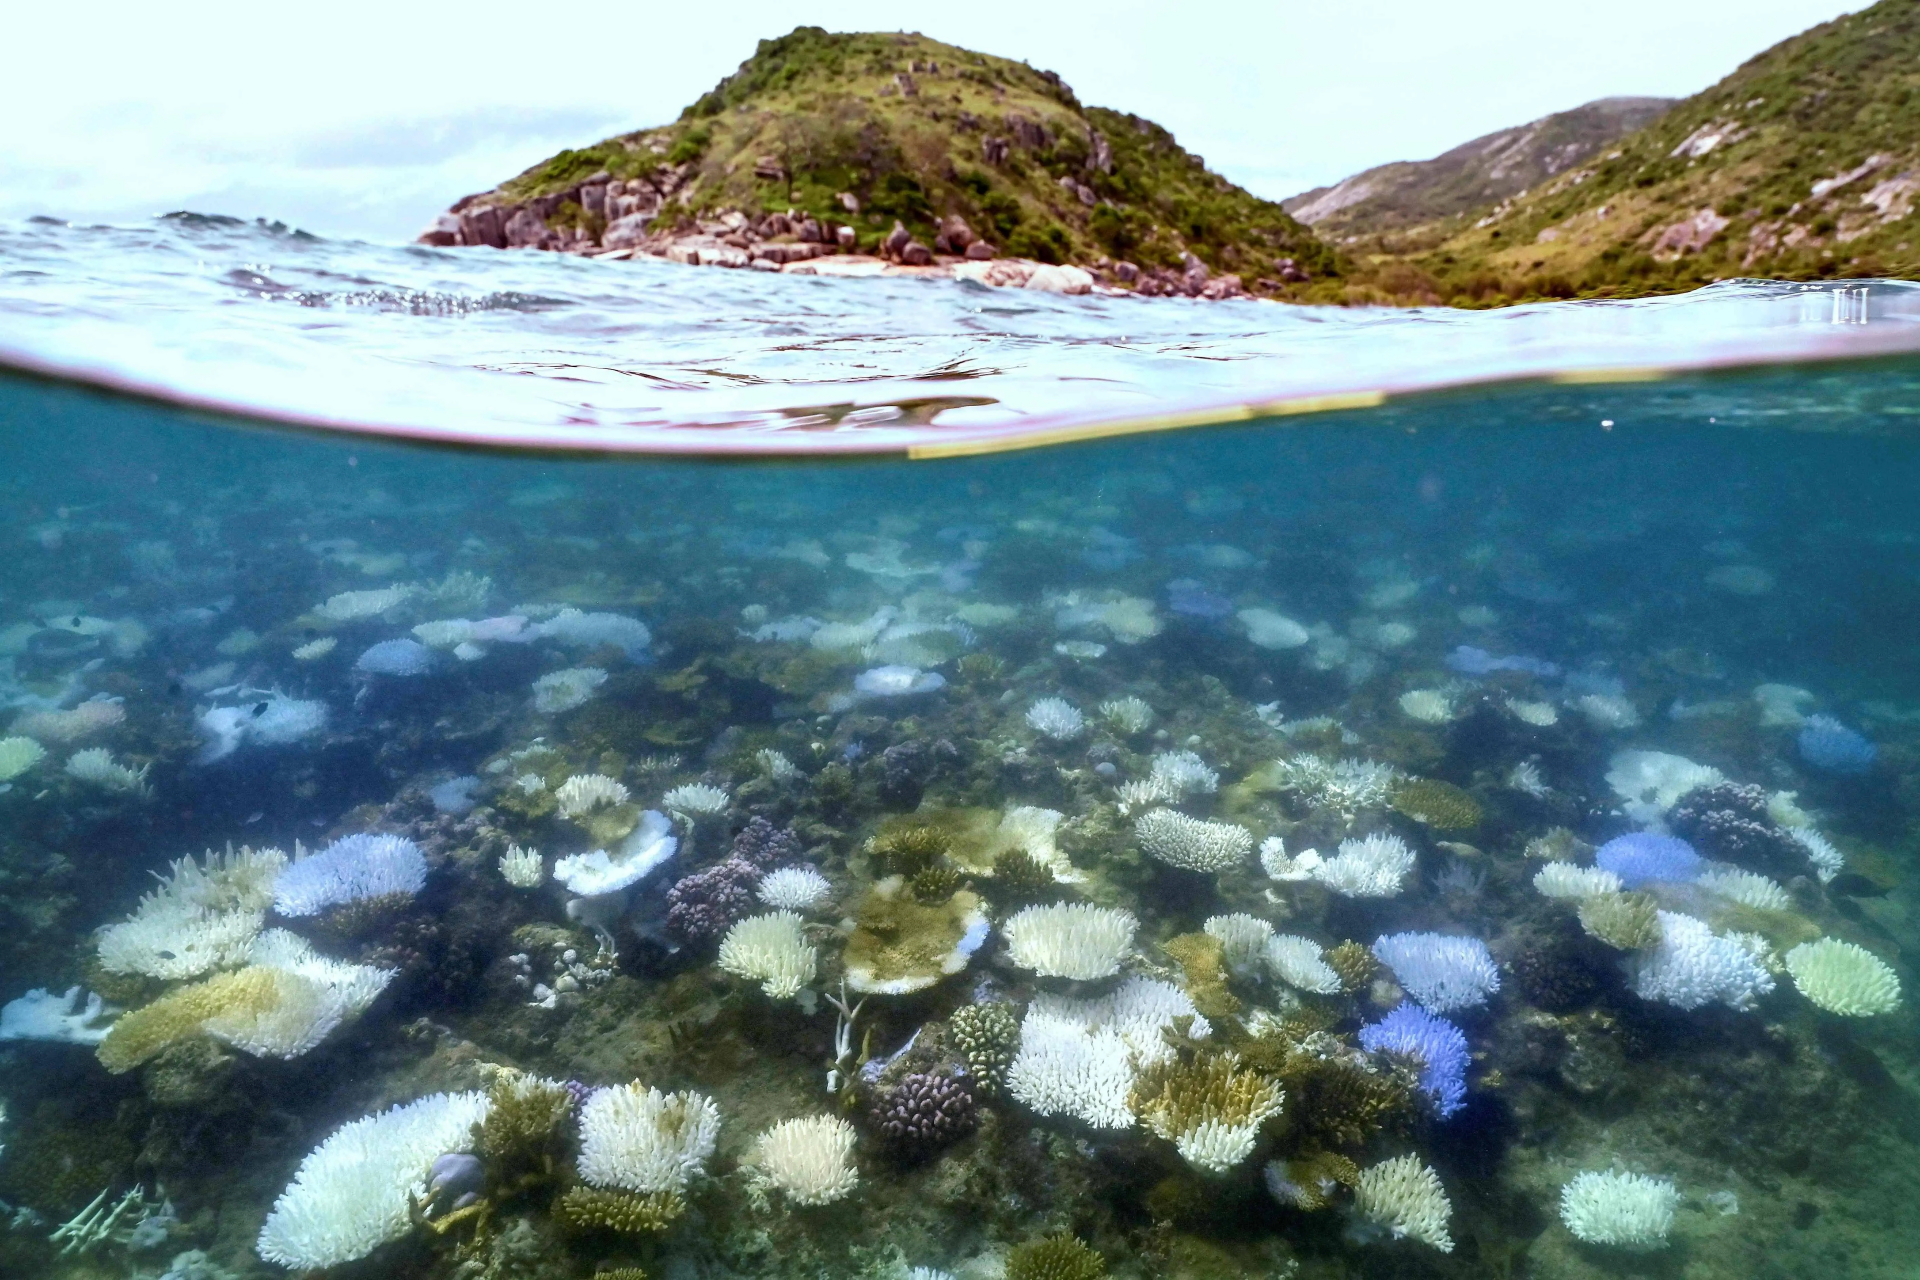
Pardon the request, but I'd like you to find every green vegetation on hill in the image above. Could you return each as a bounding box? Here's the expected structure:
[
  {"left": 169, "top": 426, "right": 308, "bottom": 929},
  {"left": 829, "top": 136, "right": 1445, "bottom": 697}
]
[
  {"left": 1287, "top": 97, "right": 1673, "bottom": 241},
  {"left": 493, "top": 27, "right": 1340, "bottom": 294},
  {"left": 1348, "top": 0, "right": 1920, "bottom": 305}
]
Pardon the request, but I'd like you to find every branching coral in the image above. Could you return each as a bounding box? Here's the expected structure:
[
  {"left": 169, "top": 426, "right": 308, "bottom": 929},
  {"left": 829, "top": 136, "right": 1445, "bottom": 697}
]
[
  {"left": 1559, "top": 1170, "right": 1677, "bottom": 1248},
  {"left": 1784, "top": 938, "right": 1901, "bottom": 1015},
  {"left": 1577, "top": 891, "right": 1663, "bottom": 950},
  {"left": 1129, "top": 1049, "right": 1284, "bottom": 1174},
  {"left": 553, "top": 1185, "right": 684, "bottom": 1234},
  {"left": 1135, "top": 809, "right": 1253, "bottom": 872},
  {"left": 1006, "top": 1233, "right": 1106, "bottom": 1280},
  {"left": 1370, "top": 933, "right": 1500, "bottom": 1012},
  {"left": 717, "top": 912, "right": 817, "bottom": 998},
  {"left": 747, "top": 1116, "right": 859, "bottom": 1205},
  {"left": 1003, "top": 902, "right": 1136, "bottom": 980},
  {"left": 949, "top": 1002, "right": 1020, "bottom": 1095},
  {"left": 1389, "top": 778, "right": 1481, "bottom": 830},
  {"left": 1162, "top": 932, "right": 1241, "bottom": 1021},
  {"left": 1354, "top": 1153, "right": 1453, "bottom": 1252},
  {"left": 577, "top": 1082, "right": 720, "bottom": 1196}
]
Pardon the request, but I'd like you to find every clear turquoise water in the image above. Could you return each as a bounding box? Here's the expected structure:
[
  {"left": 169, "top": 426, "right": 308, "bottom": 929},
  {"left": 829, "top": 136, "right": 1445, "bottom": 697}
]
[{"left": 2, "top": 217, "right": 1920, "bottom": 1280}]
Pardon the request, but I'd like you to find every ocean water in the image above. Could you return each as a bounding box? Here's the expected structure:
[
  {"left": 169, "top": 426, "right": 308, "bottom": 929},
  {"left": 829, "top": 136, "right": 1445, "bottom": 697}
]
[{"left": 2, "top": 217, "right": 1920, "bottom": 1280}]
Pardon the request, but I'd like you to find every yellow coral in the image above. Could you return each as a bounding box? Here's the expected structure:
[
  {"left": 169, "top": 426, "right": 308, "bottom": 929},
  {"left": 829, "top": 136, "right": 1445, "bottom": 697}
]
[
  {"left": 1272, "top": 1051, "right": 1412, "bottom": 1150},
  {"left": 1129, "top": 1049, "right": 1284, "bottom": 1140},
  {"left": 1323, "top": 940, "right": 1378, "bottom": 993},
  {"left": 1266, "top": 1150, "right": 1360, "bottom": 1210},
  {"left": 97, "top": 967, "right": 281, "bottom": 1074},
  {"left": 1161, "top": 932, "right": 1242, "bottom": 1021},
  {"left": 868, "top": 822, "right": 951, "bottom": 875},
  {"left": 1006, "top": 1234, "right": 1106, "bottom": 1280},
  {"left": 553, "top": 1185, "right": 683, "bottom": 1234},
  {"left": 1389, "top": 778, "right": 1481, "bottom": 830},
  {"left": 842, "top": 876, "right": 988, "bottom": 995},
  {"left": 1578, "top": 891, "right": 1662, "bottom": 950}
]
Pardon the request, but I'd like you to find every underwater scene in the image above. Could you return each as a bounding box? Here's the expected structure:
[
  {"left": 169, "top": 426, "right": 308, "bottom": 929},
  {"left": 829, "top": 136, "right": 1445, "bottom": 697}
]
[{"left": 7, "top": 351, "right": 1920, "bottom": 1280}]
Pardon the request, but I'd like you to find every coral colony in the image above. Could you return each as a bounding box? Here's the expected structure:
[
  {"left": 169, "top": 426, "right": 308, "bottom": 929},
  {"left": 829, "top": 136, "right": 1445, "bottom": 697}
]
[{"left": 3, "top": 432, "right": 1920, "bottom": 1280}]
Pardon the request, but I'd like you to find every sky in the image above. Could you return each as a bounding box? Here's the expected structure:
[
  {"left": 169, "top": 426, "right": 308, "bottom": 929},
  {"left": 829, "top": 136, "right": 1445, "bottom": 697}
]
[{"left": 2, "top": 0, "right": 1863, "bottom": 244}]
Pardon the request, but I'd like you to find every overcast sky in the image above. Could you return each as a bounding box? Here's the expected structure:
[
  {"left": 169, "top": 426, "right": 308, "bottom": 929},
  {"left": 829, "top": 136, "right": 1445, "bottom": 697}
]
[{"left": 3, "top": 0, "right": 1861, "bottom": 243}]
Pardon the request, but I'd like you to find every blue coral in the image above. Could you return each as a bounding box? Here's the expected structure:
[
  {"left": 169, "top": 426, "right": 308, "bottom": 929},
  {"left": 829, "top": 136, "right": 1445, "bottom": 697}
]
[
  {"left": 1797, "top": 715, "right": 1877, "bottom": 775},
  {"left": 1594, "top": 832, "right": 1703, "bottom": 888},
  {"left": 1358, "top": 1002, "right": 1469, "bottom": 1119}
]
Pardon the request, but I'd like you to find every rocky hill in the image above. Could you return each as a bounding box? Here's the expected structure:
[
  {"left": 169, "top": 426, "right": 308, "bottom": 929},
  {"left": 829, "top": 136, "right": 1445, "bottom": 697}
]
[
  {"left": 1355, "top": 0, "right": 1920, "bottom": 304},
  {"left": 421, "top": 27, "right": 1340, "bottom": 300},
  {"left": 1285, "top": 97, "right": 1673, "bottom": 240}
]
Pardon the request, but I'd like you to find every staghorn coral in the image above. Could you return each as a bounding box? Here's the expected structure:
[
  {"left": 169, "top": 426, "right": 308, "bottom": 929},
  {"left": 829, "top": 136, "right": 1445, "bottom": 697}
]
[
  {"left": 1270, "top": 1047, "right": 1411, "bottom": 1150},
  {"left": 473, "top": 1072, "right": 574, "bottom": 1191},
  {"left": 1315, "top": 832, "right": 1416, "bottom": 897},
  {"left": 1202, "top": 913, "right": 1273, "bottom": 977},
  {"left": 98, "top": 967, "right": 281, "bottom": 1073},
  {"left": 909, "top": 862, "right": 964, "bottom": 903},
  {"left": 757, "top": 865, "right": 832, "bottom": 911},
  {"left": 949, "top": 1002, "right": 1020, "bottom": 1095},
  {"left": 1099, "top": 696, "right": 1154, "bottom": 735},
  {"left": 577, "top": 1082, "right": 720, "bottom": 1195},
  {"left": 498, "top": 844, "right": 544, "bottom": 888},
  {"left": 1006, "top": 1234, "right": 1106, "bottom": 1280},
  {"left": 1129, "top": 1048, "right": 1284, "bottom": 1173},
  {"left": 1577, "top": 891, "right": 1663, "bottom": 950},
  {"left": 554, "top": 1185, "right": 684, "bottom": 1234},
  {"left": 1389, "top": 778, "right": 1481, "bottom": 830}
]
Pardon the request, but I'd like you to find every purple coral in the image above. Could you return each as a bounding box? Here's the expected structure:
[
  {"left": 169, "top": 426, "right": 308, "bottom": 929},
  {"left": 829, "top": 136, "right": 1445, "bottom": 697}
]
[
  {"left": 730, "top": 817, "right": 803, "bottom": 872},
  {"left": 1359, "top": 1002, "right": 1470, "bottom": 1119},
  {"left": 869, "top": 1068, "right": 977, "bottom": 1150},
  {"left": 1595, "top": 832, "right": 1704, "bottom": 888},
  {"left": 665, "top": 857, "right": 759, "bottom": 945},
  {"left": 1668, "top": 783, "right": 1803, "bottom": 879}
]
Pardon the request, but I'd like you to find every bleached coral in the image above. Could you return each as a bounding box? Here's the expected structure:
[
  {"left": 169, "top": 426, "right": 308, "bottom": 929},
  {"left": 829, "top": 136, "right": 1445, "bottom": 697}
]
[
  {"left": 717, "top": 912, "right": 816, "bottom": 999},
  {"left": 312, "top": 585, "right": 414, "bottom": 623},
  {"left": 201, "top": 931, "right": 395, "bottom": 1060},
  {"left": 12, "top": 697, "right": 125, "bottom": 743},
  {"left": 0, "top": 986, "right": 115, "bottom": 1044},
  {"left": 1626, "top": 911, "right": 1776, "bottom": 1011},
  {"left": 498, "top": 844, "right": 544, "bottom": 888},
  {"left": 1354, "top": 1153, "right": 1453, "bottom": 1252},
  {"left": 1754, "top": 682, "right": 1815, "bottom": 727},
  {"left": 0, "top": 735, "right": 46, "bottom": 782},
  {"left": 553, "top": 810, "right": 678, "bottom": 896},
  {"left": 1697, "top": 866, "right": 1790, "bottom": 911},
  {"left": 1371, "top": 933, "right": 1500, "bottom": 1012},
  {"left": 196, "top": 693, "right": 329, "bottom": 761},
  {"left": 1505, "top": 698, "right": 1559, "bottom": 727},
  {"left": 532, "top": 608, "right": 650, "bottom": 656},
  {"left": 1004, "top": 903, "right": 1136, "bottom": 980},
  {"left": 1784, "top": 938, "right": 1901, "bottom": 1015},
  {"left": 1606, "top": 750, "right": 1724, "bottom": 827},
  {"left": 65, "top": 747, "right": 149, "bottom": 794},
  {"left": 532, "top": 666, "right": 607, "bottom": 713},
  {"left": 1270, "top": 753, "right": 1400, "bottom": 817},
  {"left": 1150, "top": 750, "right": 1219, "bottom": 797},
  {"left": 1007, "top": 977, "right": 1208, "bottom": 1128},
  {"left": 757, "top": 866, "right": 832, "bottom": 912},
  {"left": 747, "top": 1116, "right": 858, "bottom": 1206},
  {"left": 255, "top": 1091, "right": 488, "bottom": 1268},
  {"left": 1559, "top": 1170, "right": 1678, "bottom": 1249},
  {"left": 97, "top": 844, "right": 287, "bottom": 979},
  {"left": 1132, "top": 1053, "right": 1285, "bottom": 1174},
  {"left": 1239, "top": 607, "right": 1311, "bottom": 650},
  {"left": 555, "top": 773, "right": 630, "bottom": 819},
  {"left": 1576, "top": 693, "right": 1640, "bottom": 730},
  {"left": 1788, "top": 826, "right": 1845, "bottom": 883},
  {"left": 1099, "top": 696, "right": 1154, "bottom": 735},
  {"left": 663, "top": 783, "right": 730, "bottom": 817},
  {"left": 1315, "top": 833, "right": 1416, "bottom": 898},
  {"left": 1026, "top": 697, "right": 1086, "bottom": 740},
  {"left": 1264, "top": 934, "right": 1344, "bottom": 994},
  {"left": 757, "top": 748, "right": 801, "bottom": 781},
  {"left": 291, "top": 637, "right": 337, "bottom": 661},
  {"left": 1135, "top": 809, "right": 1252, "bottom": 872},
  {"left": 272, "top": 834, "right": 427, "bottom": 917},
  {"left": 1533, "top": 863, "right": 1623, "bottom": 900},
  {"left": 1052, "top": 590, "right": 1160, "bottom": 643},
  {"left": 1203, "top": 913, "right": 1273, "bottom": 976},
  {"left": 1397, "top": 689, "right": 1454, "bottom": 724},
  {"left": 1259, "top": 836, "right": 1322, "bottom": 881},
  {"left": 577, "top": 1083, "right": 721, "bottom": 1194}
]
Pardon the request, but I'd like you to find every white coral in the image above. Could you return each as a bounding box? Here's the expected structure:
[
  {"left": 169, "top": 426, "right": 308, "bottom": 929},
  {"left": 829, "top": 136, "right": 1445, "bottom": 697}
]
[
  {"left": 1026, "top": 697, "right": 1085, "bottom": 740},
  {"left": 1354, "top": 1153, "right": 1452, "bottom": 1252},
  {"left": 97, "top": 844, "right": 288, "bottom": 979},
  {"left": 1004, "top": 903, "right": 1136, "bottom": 980},
  {"left": 1371, "top": 933, "right": 1500, "bottom": 1012},
  {"left": 1626, "top": 911, "right": 1776, "bottom": 1011},
  {"left": 1007, "top": 977, "right": 1208, "bottom": 1128},
  {"left": 1397, "top": 689, "right": 1454, "bottom": 724},
  {"left": 553, "top": 810, "right": 677, "bottom": 896},
  {"left": 717, "top": 912, "right": 816, "bottom": 999},
  {"left": 1099, "top": 696, "right": 1154, "bottom": 734},
  {"left": 1784, "top": 938, "right": 1901, "bottom": 1016},
  {"left": 1533, "top": 863, "right": 1623, "bottom": 900},
  {"left": 1697, "top": 866, "right": 1789, "bottom": 912},
  {"left": 65, "top": 747, "right": 149, "bottom": 794},
  {"left": 1264, "top": 934, "right": 1343, "bottom": 994},
  {"left": 577, "top": 1082, "right": 720, "bottom": 1194},
  {"left": 1606, "top": 750, "right": 1723, "bottom": 826},
  {"left": 1203, "top": 913, "right": 1273, "bottom": 977},
  {"left": 1788, "top": 826, "right": 1845, "bottom": 883},
  {"left": 756, "top": 866, "right": 832, "bottom": 912},
  {"left": 1559, "top": 1170, "right": 1677, "bottom": 1249},
  {"left": 206, "top": 931, "right": 394, "bottom": 1059},
  {"left": 531, "top": 666, "right": 607, "bottom": 713},
  {"left": 498, "top": 844, "right": 544, "bottom": 888},
  {"left": 663, "top": 783, "right": 729, "bottom": 817},
  {"left": 555, "top": 773, "right": 630, "bottom": 819},
  {"left": 748, "top": 1116, "right": 858, "bottom": 1206},
  {"left": 1315, "top": 833, "right": 1415, "bottom": 898},
  {"left": 1135, "top": 809, "right": 1253, "bottom": 872},
  {"left": 255, "top": 1091, "right": 487, "bottom": 1268},
  {"left": 0, "top": 735, "right": 46, "bottom": 782},
  {"left": 0, "top": 986, "right": 116, "bottom": 1044}
]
